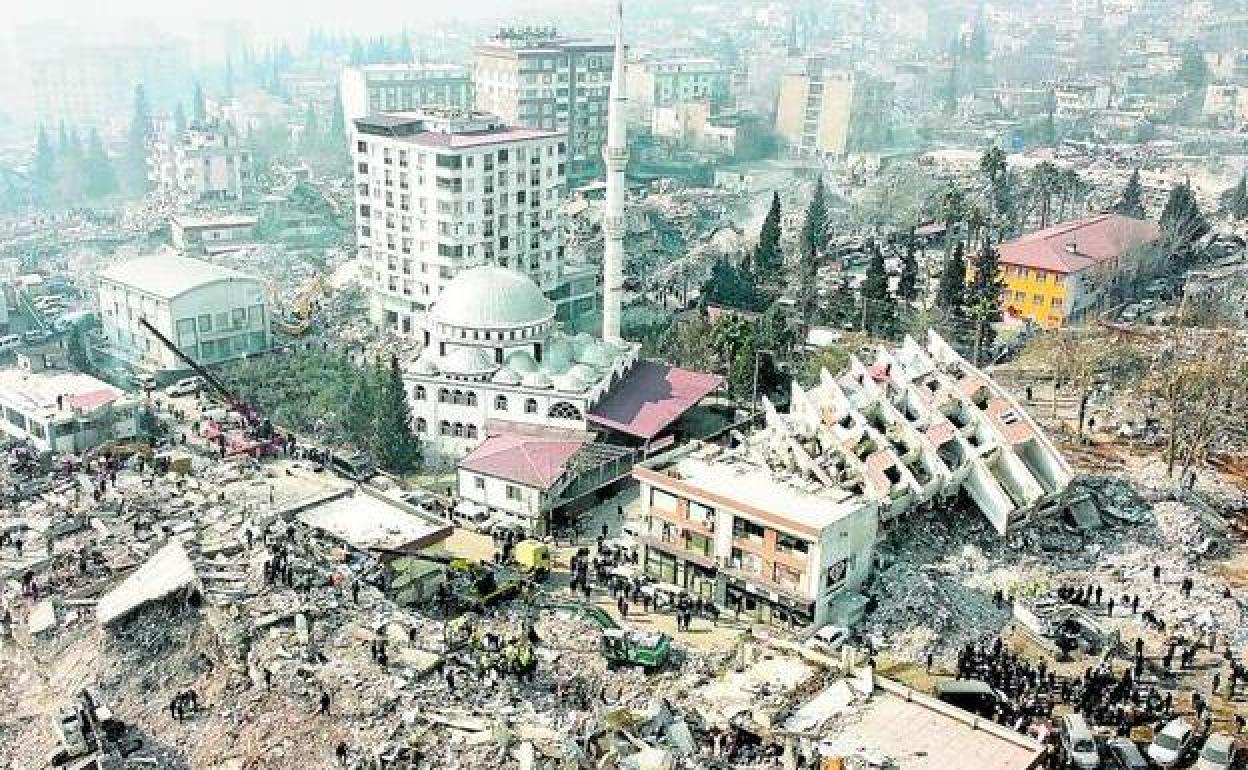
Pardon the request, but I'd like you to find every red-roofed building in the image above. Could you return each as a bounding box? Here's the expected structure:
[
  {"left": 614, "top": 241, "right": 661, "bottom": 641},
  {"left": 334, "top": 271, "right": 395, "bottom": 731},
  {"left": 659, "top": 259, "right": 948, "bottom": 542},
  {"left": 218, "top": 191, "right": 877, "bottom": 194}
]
[
  {"left": 588, "top": 361, "right": 723, "bottom": 443},
  {"left": 995, "top": 213, "right": 1159, "bottom": 328}
]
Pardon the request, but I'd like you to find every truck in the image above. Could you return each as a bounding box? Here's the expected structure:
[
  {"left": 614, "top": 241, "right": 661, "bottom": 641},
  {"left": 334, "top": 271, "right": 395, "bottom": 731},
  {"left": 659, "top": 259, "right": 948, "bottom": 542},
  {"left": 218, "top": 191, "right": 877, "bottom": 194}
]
[{"left": 50, "top": 689, "right": 142, "bottom": 767}]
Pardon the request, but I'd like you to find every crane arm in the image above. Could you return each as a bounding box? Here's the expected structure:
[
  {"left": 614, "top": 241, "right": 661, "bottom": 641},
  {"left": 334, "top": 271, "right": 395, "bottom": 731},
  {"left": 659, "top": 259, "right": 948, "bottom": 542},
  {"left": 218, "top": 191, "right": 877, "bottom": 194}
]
[{"left": 137, "top": 317, "right": 248, "bottom": 416}]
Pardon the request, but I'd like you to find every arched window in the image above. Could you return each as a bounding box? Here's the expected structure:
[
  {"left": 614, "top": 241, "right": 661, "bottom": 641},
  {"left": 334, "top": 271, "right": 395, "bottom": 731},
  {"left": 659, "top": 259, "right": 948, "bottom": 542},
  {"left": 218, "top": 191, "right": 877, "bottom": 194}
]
[
  {"left": 438, "top": 388, "right": 450, "bottom": 403},
  {"left": 453, "top": 422, "right": 464, "bottom": 438},
  {"left": 524, "top": 398, "right": 538, "bottom": 414},
  {"left": 415, "top": 417, "right": 427, "bottom": 433},
  {"left": 466, "top": 391, "right": 478, "bottom": 407},
  {"left": 439, "top": 420, "right": 451, "bottom": 436},
  {"left": 494, "top": 395, "right": 508, "bottom": 410},
  {"left": 413, "top": 385, "right": 426, "bottom": 401},
  {"left": 466, "top": 424, "right": 479, "bottom": 440},
  {"left": 547, "top": 401, "right": 583, "bottom": 421}
]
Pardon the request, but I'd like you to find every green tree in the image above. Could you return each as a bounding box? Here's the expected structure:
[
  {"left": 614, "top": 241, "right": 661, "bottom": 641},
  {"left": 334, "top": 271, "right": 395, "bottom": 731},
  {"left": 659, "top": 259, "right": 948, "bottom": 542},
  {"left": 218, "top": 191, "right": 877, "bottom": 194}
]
[
  {"left": 1220, "top": 173, "right": 1248, "bottom": 221},
  {"left": 342, "top": 360, "right": 377, "bottom": 443},
  {"left": 1027, "top": 161, "right": 1061, "bottom": 228},
  {"left": 897, "top": 239, "right": 919, "bottom": 302},
  {"left": 966, "top": 238, "right": 1005, "bottom": 365},
  {"left": 800, "top": 176, "right": 828, "bottom": 259},
  {"left": 329, "top": 87, "right": 346, "bottom": 147},
  {"left": 1159, "top": 180, "right": 1209, "bottom": 260},
  {"left": 66, "top": 322, "right": 92, "bottom": 373},
  {"left": 301, "top": 103, "right": 320, "bottom": 149},
  {"left": 937, "top": 241, "right": 967, "bottom": 313},
  {"left": 702, "top": 257, "right": 763, "bottom": 311},
  {"left": 373, "top": 355, "right": 421, "bottom": 473},
  {"left": 862, "top": 243, "right": 897, "bottom": 338},
  {"left": 125, "top": 84, "right": 153, "bottom": 195},
  {"left": 1113, "top": 169, "right": 1147, "bottom": 219},
  {"left": 659, "top": 312, "right": 717, "bottom": 373},
  {"left": 32, "top": 126, "right": 55, "bottom": 184},
  {"left": 753, "top": 191, "right": 782, "bottom": 273},
  {"left": 798, "top": 345, "right": 850, "bottom": 387},
  {"left": 83, "top": 128, "right": 119, "bottom": 199},
  {"left": 193, "top": 80, "right": 207, "bottom": 125}
]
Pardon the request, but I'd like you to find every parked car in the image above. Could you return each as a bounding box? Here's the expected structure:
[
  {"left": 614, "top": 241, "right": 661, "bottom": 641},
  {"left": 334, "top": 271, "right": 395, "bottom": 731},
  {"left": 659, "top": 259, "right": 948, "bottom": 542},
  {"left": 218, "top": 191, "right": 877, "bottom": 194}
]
[
  {"left": 804, "top": 625, "right": 849, "bottom": 655},
  {"left": 1059, "top": 713, "right": 1101, "bottom": 770},
  {"left": 1196, "top": 732, "right": 1238, "bottom": 770},
  {"left": 934, "top": 679, "right": 1011, "bottom": 720},
  {"left": 1106, "top": 737, "right": 1149, "bottom": 770},
  {"left": 166, "top": 377, "right": 203, "bottom": 397},
  {"left": 1148, "top": 718, "right": 1196, "bottom": 769}
]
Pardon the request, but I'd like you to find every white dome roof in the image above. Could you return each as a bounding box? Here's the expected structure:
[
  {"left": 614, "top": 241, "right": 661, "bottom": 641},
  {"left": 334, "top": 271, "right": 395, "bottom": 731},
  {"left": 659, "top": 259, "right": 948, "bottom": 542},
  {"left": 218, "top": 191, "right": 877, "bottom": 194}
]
[
  {"left": 545, "top": 336, "right": 575, "bottom": 374},
  {"left": 441, "top": 347, "right": 497, "bottom": 375},
  {"left": 552, "top": 373, "right": 588, "bottom": 393},
  {"left": 431, "top": 266, "right": 555, "bottom": 329},
  {"left": 568, "top": 363, "right": 600, "bottom": 382},
  {"left": 522, "top": 371, "right": 552, "bottom": 389},
  {"left": 491, "top": 367, "right": 521, "bottom": 385},
  {"left": 575, "top": 340, "right": 614, "bottom": 367},
  {"left": 505, "top": 350, "right": 539, "bottom": 374}
]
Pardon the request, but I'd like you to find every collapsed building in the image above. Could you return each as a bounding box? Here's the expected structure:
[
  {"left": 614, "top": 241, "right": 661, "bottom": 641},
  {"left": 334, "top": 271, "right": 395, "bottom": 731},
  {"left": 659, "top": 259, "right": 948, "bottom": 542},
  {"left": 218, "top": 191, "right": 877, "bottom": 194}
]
[{"left": 634, "top": 331, "right": 1073, "bottom": 629}]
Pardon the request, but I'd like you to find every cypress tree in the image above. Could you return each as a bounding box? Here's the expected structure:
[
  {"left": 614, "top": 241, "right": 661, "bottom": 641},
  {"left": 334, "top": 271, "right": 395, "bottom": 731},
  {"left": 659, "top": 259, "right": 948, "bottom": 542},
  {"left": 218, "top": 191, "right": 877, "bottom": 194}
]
[
  {"left": 193, "top": 80, "right": 207, "bottom": 126},
  {"left": 897, "top": 239, "right": 919, "bottom": 302},
  {"left": 936, "top": 241, "right": 967, "bottom": 313},
  {"left": 753, "top": 191, "right": 782, "bottom": 273},
  {"left": 1112, "top": 169, "right": 1147, "bottom": 219},
  {"left": 33, "top": 126, "right": 55, "bottom": 184},
  {"left": 862, "top": 243, "right": 896, "bottom": 338},
  {"left": 1159, "top": 180, "right": 1209, "bottom": 258},
  {"left": 125, "top": 84, "right": 153, "bottom": 195},
  {"left": 966, "top": 239, "right": 1005, "bottom": 365},
  {"left": 374, "top": 355, "right": 421, "bottom": 473},
  {"left": 83, "top": 128, "right": 119, "bottom": 199}
]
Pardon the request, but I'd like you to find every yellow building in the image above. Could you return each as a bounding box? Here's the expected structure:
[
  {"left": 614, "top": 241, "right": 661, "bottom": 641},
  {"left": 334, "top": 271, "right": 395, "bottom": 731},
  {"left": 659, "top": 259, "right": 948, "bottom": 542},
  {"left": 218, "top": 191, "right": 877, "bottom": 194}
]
[{"left": 996, "top": 214, "right": 1159, "bottom": 328}]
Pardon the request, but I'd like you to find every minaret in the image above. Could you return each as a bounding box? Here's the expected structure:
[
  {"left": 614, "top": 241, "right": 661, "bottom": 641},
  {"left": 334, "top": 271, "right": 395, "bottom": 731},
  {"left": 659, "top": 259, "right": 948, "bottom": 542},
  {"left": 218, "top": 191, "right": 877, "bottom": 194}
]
[{"left": 601, "top": 0, "right": 628, "bottom": 344}]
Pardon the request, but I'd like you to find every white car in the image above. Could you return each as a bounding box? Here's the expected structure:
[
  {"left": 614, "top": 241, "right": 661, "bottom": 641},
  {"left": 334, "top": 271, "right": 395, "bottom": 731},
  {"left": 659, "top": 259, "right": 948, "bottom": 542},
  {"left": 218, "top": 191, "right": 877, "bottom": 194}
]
[
  {"left": 804, "top": 625, "right": 849, "bottom": 654},
  {"left": 166, "top": 377, "right": 203, "bottom": 397},
  {"left": 1196, "top": 732, "right": 1237, "bottom": 770},
  {"left": 1148, "top": 718, "right": 1195, "bottom": 769}
]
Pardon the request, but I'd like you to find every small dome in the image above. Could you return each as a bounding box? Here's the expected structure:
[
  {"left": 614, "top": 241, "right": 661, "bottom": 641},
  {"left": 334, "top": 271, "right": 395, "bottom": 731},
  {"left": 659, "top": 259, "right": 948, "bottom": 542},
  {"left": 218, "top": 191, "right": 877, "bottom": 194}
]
[
  {"left": 522, "top": 371, "right": 552, "bottom": 389},
  {"left": 431, "top": 266, "right": 555, "bottom": 330},
  {"left": 576, "top": 341, "right": 615, "bottom": 367},
  {"left": 491, "top": 367, "right": 520, "bottom": 385},
  {"left": 569, "top": 363, "right": 600, "bottom": 382},
  {"left": 505, "top": 350, "right": 538, "bottom": 374},
  {"left": 441, "top": 347, "right": 496, "bottom": 376},
  {"left": 411, "top": 355, "right": 439, "bottom": 376},
  {"left": 544, "top": 336, "right": 575, "bottom": 374},
  {"left": 552, "top": 373, "right": 588, "bottom": 393}
]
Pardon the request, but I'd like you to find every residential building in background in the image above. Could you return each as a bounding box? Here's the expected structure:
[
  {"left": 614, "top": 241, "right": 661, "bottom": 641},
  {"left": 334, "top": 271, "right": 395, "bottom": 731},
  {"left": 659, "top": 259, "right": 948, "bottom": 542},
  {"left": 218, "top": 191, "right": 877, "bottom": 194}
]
[
  {"left": 151, "top": 121, "right": 255, "bottom": 206},
  {"left": 351, "top": 109, "right": 566, "bottom": 334},
  {"left": 627, "top": 56, "right": 731, "bottom": 124},
  {"left": 774, "top": 56, "right": 894, "bottom": 159},
  {"left": 473, "top": 27, "right": 615, "bottom": 181},
  {"left": 95, "top": 253, "right": 271, "bottom": 375},
  {"left": 997, "top": 214, "right": 1160, "bottom": 328},
  {"left": 340, "top": 63, "right": 474, "bottom": 127}
]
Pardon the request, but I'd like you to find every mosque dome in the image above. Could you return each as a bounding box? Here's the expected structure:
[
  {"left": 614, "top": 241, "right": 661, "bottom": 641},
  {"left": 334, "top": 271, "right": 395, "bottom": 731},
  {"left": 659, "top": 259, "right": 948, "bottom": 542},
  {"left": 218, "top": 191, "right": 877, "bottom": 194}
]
[
  {"left": 491, "top": 367, "right": 521, "bottom": 386},
  {"left": 575, "top": 340, "right": 615, "bottom": 368},
  {"left": 568, "top": 363, "right": 600, "bottom": 383},
  {"left": 552, "top": 373, "right": 588, "bottom": 393},
  {"left": 505, "top": 349, "right": 539, "bottom": 374},
  {"left": 544, "top": 336, "right": 575, "bottom": 374},
  {"left": 431, "top": 266, "right": 556, "bottom": 330},
  {"left": 522, "top": 372, "right": 553, "bottom": 389},
  {"left": 441, "top": 347, "right": 497, "bottom": 376}
]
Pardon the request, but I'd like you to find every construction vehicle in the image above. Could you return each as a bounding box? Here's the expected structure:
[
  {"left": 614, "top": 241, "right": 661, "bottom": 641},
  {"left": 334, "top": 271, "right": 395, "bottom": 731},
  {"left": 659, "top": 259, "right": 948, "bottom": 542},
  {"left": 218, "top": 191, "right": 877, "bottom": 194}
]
[
  {"left": 270, "top": 275, "right": 328, "bottom": 337},
  {"left": 538, "top": 601, "right": 672, "bottom": 671},
  {"left": 137, "top": 317, "right": 282, "bottom": 458},
  {"left": 446, "top": 560, "right": 530, "bottom": 613},
  {"left": 50, "top": 689, "right": 142, "bottom": 767},
  {"left": 513, "top": 540, "right": 551, "bottom": 580}
]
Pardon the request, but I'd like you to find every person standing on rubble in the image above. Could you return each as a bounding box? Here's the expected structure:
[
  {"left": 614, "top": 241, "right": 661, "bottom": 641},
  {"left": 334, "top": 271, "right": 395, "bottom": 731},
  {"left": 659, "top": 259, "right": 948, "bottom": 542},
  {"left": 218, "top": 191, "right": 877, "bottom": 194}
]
[{"left": 318, "top": 690, "right": 331, "bottom": 715}]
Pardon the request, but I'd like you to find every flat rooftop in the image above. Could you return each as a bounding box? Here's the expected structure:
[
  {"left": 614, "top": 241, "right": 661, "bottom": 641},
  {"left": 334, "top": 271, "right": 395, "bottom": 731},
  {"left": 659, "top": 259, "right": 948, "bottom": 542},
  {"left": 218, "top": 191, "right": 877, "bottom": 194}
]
[
  {"left": 298, "top": 487, "right": 452, "bottom": 553},
  {"left": 97, "top": 253, "right": 260, "bottom": 299},
  {"left": 638, "top": 443, "right": 869, "bottom": 537},
  {"left": 170, "top": 214, "right": 258, "bottom": 229},
  {"left": 354, "top": 112, "right": 563, "bottom": 148},
  {"left": 0, "top": 368, "right": 127, "bottom": 419}
]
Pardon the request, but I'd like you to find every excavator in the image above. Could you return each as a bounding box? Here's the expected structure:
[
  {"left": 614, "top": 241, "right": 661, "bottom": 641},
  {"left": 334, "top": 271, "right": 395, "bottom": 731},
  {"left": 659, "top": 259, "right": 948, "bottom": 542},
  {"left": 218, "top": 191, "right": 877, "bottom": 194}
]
[
  {"left": 137, "top": 317, "right": 282, "bottom": 458},
  {"left": 270, "top": 275, "right": 328, "bottom": 337},
  {"left": 537, "top": 600, "right": 672, "bottom": 671}
]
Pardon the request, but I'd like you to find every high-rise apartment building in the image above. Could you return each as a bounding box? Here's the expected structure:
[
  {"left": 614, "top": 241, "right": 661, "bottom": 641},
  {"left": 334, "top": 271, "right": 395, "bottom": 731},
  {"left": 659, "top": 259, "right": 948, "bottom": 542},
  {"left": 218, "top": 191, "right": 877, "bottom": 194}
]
[
  {"left": 151, "top": 121, "right": 254, "bottom": 206},
  {"left": 473, "top": 27, "right": 615, "bottom": 181},
  {"left": 340, "top": 64, "right": 474, "bottom": 126},
  {"left": 774, "top": 56, "right": 894, "bottom": 159},
  {"left": 351, "top": 109, "right": 566, "bottom": 335},
  {"left": 626, "top": 56, "right": 731, "bottom": 122}
]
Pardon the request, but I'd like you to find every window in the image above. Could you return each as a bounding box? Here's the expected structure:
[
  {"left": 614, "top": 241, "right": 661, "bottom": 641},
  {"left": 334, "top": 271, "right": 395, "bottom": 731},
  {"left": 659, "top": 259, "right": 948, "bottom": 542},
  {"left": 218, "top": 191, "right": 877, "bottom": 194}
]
[
  {"left": 357, "top": 140, "right": 368, "bottom": 153},
  {"left": 495, "top": 394, "right": 509, "bottom": 410},
  {"left": 1032, "top": 294, "right": 1044, "bottom": 304},
  {"left": 1050, "top": 297, "right": 1062, "bottom": 308},
  {"left": 439, "top": 421, "right": 451, "bottom": 436},
  {"left": 826, "top": 558, "right": 849, "bottom": 589},
  {"left": 415, "top": 418, "right": 427, "bottom": 433},
  {"left": 413, "top": 385, "right": 426, "bottom": 401},
  {"left": 466, "top": 392, "right": 478, "bottom": 407},
  {"left": 547, "top": 401, "right": 582, "bottom": 421},
  {"left": 1035, "top": 271, "right": 1047, "bottom": 283},
  {"left": 774, "top": 563, "right": 802, "bottom": 590},
  {"left": 198, "top": 314, "right": 212, "bottom": 333},
  {"left": 438, "top": 388, "right": 450, "bottom": 403},
  {"left": 466, "top": 425, "right": 478, "bottom": 439},
  {"left": 524, "top": 398, "right": 538, "bottom": 414},
  {"left": 453, "top": 423, "right": 464, "bottom": 438},
  {"left": 506, "top": 484, "right": 522, "bottom": 501},
  {"left": 776, "top": 533, "right": 809, "bottom": 554},
  {"left": 732, "top": 518, "right": 765, "bottom": 540},
  {"left": 683, "top": 531, "right": 713, "bottom": 557},
  {"left": 474, "top": 476, "right": 485, "bottom": 490}
]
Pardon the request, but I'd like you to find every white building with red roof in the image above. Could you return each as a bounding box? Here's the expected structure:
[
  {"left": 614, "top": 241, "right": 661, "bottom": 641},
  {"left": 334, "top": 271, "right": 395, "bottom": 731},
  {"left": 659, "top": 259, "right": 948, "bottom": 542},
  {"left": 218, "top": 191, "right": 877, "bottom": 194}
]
[{"left": 0, "top": 362, "right": 138, "bottom": 453}]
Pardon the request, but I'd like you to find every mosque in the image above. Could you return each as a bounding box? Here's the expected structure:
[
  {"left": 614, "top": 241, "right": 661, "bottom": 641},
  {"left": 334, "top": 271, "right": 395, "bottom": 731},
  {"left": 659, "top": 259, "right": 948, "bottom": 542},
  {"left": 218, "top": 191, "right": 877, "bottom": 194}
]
[{"left": 402, "top": 3, "right": 721, "bottom": 504}]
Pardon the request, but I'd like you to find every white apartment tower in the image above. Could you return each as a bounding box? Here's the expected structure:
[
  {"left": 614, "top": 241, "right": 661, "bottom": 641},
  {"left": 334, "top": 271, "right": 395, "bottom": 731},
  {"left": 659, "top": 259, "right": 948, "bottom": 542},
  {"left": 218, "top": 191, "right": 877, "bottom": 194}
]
[
  {"left": 601, "top": 2, "right": 628, "bottom": 343},
  {"left": 351, "top": 109, "right": 567, "bottom": 335}
]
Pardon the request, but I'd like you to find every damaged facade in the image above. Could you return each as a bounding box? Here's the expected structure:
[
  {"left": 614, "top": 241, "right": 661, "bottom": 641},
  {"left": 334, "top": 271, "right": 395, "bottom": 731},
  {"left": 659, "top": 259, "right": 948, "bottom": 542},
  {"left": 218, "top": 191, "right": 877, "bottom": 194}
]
[{"left": 634, "top": 331, "right": 1072, "bottom": 629}]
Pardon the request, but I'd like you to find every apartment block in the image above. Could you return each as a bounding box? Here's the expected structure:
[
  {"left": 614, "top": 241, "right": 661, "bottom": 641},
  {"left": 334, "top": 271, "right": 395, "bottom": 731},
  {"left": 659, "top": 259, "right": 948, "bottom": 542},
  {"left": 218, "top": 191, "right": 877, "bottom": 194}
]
[
  {"left": 774, "top": 56, "right": 893, "bottom": 159},
  {"left": 633, "top": 331, "right": 1072, "bottom": 629},
  {"left": 627, "top": 56, "right": 731, "bottom": 122},
  {"left": 351, "top": 109, "right": 566, "bottom": 335},
  {"left": 340, "top": 64, "right": 474, "bottom": 126},
  {"left": 151, "top": 121, "right": 254, "bottom": 206},
  {"left": 473, "top": 27, "right": 615, "bottom": 181}
]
